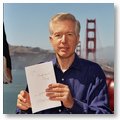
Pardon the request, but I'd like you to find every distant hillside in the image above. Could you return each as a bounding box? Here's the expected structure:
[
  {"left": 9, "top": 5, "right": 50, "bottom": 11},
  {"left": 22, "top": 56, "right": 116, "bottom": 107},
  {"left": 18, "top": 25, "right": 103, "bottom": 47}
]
[
  {"left": 96, "top": 46, "right": 114, "bottom": 67},
  {"left": 9, "top": 45, "right": 55, "bottom": 69},
  {"left": 81, "top": 46, "right": 114, "bottom": 67},
  {"left": 9, "top": 45, "right": 114, "bottom": 69}
]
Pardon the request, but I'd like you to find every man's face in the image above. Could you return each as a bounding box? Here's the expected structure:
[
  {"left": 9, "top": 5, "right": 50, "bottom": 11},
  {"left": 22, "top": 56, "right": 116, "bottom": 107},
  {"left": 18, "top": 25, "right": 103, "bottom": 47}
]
[{"left": 50, "top": 20, "right": 79, "bottom": 58}]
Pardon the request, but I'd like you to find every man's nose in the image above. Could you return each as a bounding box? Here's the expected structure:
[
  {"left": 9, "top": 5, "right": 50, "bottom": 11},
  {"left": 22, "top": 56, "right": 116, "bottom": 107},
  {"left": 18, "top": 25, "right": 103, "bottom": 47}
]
[{"left": 61, "top": 35, "right": 66, "bottom": 43}]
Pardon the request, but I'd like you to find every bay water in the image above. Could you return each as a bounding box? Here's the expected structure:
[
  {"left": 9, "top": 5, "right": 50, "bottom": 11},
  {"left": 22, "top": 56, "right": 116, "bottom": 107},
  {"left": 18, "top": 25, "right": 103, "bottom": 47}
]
[{"left": 3, "top": 69, "right": 27, "bottom": 114}]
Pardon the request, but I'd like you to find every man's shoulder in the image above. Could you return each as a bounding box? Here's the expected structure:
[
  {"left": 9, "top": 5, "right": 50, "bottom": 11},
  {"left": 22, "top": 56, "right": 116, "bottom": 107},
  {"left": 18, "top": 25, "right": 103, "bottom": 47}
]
[
  {"left": 78, "top": 57, "right": 100, "bottom": 68},
  {"left": 78, "top": 58, "right": 105, "bottom": 75}
]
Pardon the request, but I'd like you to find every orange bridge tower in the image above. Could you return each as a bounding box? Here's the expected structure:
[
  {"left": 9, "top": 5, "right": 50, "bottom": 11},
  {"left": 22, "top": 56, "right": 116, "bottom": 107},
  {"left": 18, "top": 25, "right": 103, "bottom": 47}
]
[{"left": 86, "top": 19, "right": 96, "bottom": 61}]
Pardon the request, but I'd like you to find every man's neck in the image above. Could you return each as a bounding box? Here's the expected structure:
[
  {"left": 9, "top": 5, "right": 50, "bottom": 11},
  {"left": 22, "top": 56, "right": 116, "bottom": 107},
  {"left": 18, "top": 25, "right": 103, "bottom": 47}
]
[{"left": 56, "top": 53, "right": 75, "bottom": 71}]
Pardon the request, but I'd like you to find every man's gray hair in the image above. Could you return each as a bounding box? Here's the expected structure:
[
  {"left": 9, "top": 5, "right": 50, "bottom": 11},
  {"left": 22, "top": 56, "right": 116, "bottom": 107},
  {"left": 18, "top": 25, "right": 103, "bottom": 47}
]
[{"left": 49, "top": 13, "right": 81, "bottom": 35}]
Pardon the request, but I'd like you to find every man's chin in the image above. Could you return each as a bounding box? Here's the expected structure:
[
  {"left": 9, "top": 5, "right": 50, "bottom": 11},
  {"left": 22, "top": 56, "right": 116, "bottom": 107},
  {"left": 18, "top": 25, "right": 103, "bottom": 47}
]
[{"left": 57, "top": 52, "right": 74, "bottom": 59}]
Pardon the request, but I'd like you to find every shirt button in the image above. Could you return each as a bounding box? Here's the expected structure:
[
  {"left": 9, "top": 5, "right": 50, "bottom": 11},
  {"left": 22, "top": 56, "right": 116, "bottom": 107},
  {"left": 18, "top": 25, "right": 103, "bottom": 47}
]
[
  {"left": 61, "top": 78, "right": 64, "bottom": 81},
  {"left": 59, "top": 109, "right": 62, "bottom": 113},
  {"left": 70, "top": 112, "right": 72, "bottom": 114}
]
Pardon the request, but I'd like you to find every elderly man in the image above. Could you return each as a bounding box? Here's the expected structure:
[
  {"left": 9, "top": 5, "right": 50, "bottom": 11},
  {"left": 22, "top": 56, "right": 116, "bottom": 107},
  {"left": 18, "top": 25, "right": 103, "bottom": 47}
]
[{"left": 16, "top": 13, "right": 112, "bottom": 114}]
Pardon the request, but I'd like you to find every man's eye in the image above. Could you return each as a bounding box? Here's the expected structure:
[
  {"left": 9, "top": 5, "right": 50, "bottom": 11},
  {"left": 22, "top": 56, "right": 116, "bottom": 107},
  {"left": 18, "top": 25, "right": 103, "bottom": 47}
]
[
  {"left": 55, "top": 34, "right": 61, "bottom": 37},
  {"left": 55, "top": 34, "right": 62, "bottom": 38},
  {"left": 67, "top": 33, "right": 74, "bottom": 36}
]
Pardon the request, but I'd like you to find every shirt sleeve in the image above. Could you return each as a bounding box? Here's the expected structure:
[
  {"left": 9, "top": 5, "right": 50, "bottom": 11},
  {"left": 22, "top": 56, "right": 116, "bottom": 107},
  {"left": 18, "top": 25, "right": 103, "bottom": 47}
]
[
  {"left": 68, "top": 64, "right": 113, "bottom": 114},
  {"left": 16, "top": 107, "right": 32, "bottom": 114}
]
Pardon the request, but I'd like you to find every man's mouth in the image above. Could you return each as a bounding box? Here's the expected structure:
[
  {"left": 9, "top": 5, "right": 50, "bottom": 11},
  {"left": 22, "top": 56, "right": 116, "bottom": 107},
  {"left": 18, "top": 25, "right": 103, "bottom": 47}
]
[{"left": 59, "top": 47, "right": 69, "bottom": 51}]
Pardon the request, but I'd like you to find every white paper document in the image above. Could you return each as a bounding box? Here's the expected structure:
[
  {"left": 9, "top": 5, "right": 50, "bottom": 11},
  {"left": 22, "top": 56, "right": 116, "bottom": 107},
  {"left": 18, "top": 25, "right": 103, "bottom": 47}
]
[{"left": 25, "top": 61, "right": 61, "bottom": 113}]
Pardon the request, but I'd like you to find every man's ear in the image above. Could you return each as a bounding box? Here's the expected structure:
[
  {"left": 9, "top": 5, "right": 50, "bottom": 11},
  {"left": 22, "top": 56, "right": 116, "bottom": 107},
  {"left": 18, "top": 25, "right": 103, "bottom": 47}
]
[
  {"left": 77, "top": 35, "right": 80, "bottom": 44},
  {"left": 49, "top": 36, "right": 52, "bottom": 43}
]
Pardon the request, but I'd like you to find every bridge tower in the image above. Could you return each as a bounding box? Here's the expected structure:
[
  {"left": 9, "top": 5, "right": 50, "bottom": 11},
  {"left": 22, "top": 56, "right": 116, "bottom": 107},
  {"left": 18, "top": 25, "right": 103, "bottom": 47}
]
[
  {"left": 76, "top": 41, "right": 81, "bottom": 57},
  {"left": 86, "top": 19, "right": 96, "bottom": 61}
]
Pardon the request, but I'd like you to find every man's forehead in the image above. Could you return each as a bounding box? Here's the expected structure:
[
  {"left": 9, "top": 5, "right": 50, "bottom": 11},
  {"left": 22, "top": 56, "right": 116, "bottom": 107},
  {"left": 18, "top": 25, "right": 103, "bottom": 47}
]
[{"left": 50, "top": 20, "right": 76, "bottom": 34}]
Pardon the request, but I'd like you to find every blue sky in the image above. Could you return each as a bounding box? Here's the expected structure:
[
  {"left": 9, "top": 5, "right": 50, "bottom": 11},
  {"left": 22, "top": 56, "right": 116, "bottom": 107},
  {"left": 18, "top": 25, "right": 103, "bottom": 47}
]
[{"left": 4, "top": 3, "right": 114, "bottom": 50}]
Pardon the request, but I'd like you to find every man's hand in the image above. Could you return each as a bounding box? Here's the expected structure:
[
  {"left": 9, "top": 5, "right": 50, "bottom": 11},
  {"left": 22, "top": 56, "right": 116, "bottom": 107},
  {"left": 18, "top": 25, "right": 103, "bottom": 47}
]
[
  {"left": 46, "top": 83, "right": 74, "bottom": 108},
  {"left": 17, "top": 90, "right": 31, "bottom": 110}
]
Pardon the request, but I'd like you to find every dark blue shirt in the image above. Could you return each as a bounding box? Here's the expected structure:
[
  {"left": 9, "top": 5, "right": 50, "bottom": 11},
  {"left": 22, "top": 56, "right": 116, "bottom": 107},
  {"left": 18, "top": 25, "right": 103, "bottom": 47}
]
[{"left": 16, "top": 54, "right": 112, "bottom": 114}]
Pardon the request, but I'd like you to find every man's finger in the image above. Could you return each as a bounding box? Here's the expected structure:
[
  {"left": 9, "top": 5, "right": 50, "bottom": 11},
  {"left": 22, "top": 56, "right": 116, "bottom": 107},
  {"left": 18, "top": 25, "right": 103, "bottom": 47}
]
[
  {"left": 46, "top": 87, "right": 67, "bottom": 92},
  {"left": 17, "top": 99, "right": 31, "bottom": 109},
  {"left": 46, "top": 91, "right": 64, "bottom": 98},
  {"left": 17, "top": 102, "right": 29, "bottom": 110},
  {"left": 20, "top": 90, "right": 28, "bottom": 97},
  {"left": 17, "top": 94, "right": 26, "bottom": 103},
  {"left": 48, "top": 83, "right": 67, "bottom": 88}
]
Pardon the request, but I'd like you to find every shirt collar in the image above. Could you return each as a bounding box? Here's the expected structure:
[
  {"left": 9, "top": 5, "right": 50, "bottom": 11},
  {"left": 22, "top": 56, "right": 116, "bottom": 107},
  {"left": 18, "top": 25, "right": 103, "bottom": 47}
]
[{"left": 52, "top": 53, "right": 81, "bottom": 71}]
